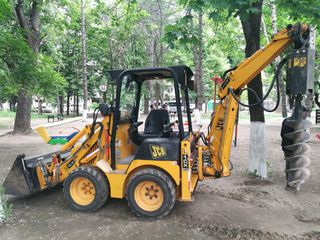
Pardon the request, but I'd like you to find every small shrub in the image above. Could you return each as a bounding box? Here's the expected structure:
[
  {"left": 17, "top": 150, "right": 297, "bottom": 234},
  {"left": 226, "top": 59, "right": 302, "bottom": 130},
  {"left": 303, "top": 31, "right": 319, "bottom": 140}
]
[
  {"left": 242, "top": 169, "right": 259, "bottom": 177},
  {"left": 0, "top": 186, "right": 12, "bottom": 222}
]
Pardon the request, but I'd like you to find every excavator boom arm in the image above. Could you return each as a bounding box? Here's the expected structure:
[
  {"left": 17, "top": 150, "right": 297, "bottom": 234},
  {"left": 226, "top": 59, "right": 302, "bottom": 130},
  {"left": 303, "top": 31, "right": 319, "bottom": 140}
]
[{"left": 205, "top": 23, "right": 311, "bottom": 177}]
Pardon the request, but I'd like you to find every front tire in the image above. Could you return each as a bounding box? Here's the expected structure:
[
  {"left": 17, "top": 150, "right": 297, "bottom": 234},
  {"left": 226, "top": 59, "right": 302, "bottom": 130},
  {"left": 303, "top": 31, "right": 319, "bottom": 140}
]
[
  {"left": 63, "top": 165, "right": 109, "bottom": 212},
  {"left": 126, "top": 168, "right": 176, "bottom": 218}
]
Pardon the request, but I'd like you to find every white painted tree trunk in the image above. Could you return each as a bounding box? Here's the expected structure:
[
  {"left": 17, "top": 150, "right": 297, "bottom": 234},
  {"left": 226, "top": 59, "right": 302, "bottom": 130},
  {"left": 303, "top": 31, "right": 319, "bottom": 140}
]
[
  {"left": 261, "top": 17, "right": 269, "bottom": 44},
  {"left": 249, "top": 121, "right": 267, "bottom": 178},
  {"left": 0, "top": 197, "right": 4, "bottom": 222},
  {"left": 82, "top": 109, "right": 88, "bottom": 122}
]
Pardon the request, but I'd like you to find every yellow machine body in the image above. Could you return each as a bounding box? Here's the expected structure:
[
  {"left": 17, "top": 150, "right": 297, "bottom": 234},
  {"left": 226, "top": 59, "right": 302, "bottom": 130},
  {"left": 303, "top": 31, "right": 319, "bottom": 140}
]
[
  {"left": 31, "top": 114, "right": 197, "bottom": 201},
  {"left": 3, "top": 23, "right": 312, "bottom": 217}
]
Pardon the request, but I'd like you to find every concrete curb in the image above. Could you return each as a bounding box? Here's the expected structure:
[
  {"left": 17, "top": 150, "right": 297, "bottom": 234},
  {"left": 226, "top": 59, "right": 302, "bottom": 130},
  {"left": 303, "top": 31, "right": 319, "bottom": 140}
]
[
  {"left": 33, "top": 116, "right": 83, "bottom": 129},
  {"left": 0, "top": 116, "right": 83, "bottom": 137},
  {"left": 0, "top": 131, "right": 12, "bottom": 137}
]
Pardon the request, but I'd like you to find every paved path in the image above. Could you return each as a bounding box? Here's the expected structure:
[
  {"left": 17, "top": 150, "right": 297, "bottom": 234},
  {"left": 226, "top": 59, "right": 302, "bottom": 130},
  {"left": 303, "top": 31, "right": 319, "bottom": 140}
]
[{"left": 0, "top": 116, "right": 83, "bottom": 137}]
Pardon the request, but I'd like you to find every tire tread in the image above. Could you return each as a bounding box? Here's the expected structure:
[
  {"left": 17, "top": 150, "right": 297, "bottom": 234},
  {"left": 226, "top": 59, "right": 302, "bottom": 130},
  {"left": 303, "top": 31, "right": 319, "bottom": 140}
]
[
  {"left": 63, "top": 165, "right": 109, "bottom": 212},
  {"left": 126, "top": 168, "right": 176, "bottom": 218}
]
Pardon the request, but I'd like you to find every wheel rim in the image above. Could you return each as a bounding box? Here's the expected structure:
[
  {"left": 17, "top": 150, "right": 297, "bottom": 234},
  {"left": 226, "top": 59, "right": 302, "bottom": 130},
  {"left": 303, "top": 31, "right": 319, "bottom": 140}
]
[
  {"left": 70, "top": 177, "right": 96, "bottom": 206},
  {"left": 134, "top": 180, "right": 164, "bottom": 212}
]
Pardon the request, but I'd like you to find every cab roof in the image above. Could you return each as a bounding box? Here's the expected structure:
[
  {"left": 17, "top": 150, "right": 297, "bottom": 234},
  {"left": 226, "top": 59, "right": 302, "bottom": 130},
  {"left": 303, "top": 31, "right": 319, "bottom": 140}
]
[{"left": 108, "top": 65, "right": 194, "bottom": 90}]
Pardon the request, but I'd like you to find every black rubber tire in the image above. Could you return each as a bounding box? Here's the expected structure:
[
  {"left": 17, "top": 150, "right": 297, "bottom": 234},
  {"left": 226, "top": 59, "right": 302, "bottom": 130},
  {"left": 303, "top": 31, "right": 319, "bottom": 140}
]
[
  {"left": 63, "top": 165, "right": 109, "bottom": 212},
  {"left": 126, "top": 168, "right": 176, "bottom": 218}
]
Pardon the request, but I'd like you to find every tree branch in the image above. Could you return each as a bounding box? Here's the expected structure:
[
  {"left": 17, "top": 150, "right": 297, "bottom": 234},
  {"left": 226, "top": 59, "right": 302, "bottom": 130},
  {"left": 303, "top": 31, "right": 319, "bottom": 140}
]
[
  {"left": 14, "top": 0, "right": 29, "bottom": 30},
  {"left": 30, "top": 0, "right": 40, "bottom": 33}
]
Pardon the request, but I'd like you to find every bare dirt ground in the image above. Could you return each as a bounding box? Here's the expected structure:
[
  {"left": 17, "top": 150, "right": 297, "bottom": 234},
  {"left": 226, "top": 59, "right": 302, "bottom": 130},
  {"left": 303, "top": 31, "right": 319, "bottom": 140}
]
[{"left": 0, "top": 121, "right": 319, "bottom": 240}]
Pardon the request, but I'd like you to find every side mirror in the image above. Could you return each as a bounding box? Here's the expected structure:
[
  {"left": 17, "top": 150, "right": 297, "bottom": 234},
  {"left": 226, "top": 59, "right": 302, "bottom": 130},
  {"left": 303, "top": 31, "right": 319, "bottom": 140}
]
[{"left": 99, "top": 103, "right": 110, "bottom": 116}]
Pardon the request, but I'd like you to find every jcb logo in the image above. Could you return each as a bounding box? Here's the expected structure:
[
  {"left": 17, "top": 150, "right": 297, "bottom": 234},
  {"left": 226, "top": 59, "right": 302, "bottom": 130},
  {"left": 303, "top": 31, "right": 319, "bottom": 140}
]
[
  {"left": 289, "top": 57, "right": 307, "bottom": 68},
  {"left": 216, "top": 119, "right": 224, "bottom": 130},
  {"left": 150, "top": 145, "right": 167, "bottom": 159}
]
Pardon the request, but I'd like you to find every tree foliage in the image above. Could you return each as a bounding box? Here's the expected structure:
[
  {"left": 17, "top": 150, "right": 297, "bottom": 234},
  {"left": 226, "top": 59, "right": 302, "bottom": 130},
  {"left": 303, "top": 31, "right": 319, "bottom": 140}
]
[
  {"left": 0, "top": 1, "right": 65, "bottom": 104},
  {"left": 0, "top": 0, "right": 319, "bottom": 130}
]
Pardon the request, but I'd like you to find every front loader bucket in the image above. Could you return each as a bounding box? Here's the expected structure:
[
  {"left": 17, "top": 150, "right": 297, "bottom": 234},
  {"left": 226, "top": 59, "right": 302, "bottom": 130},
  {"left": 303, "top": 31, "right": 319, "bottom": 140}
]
[
  {"left": 3, "top": 154, "right": 36, "bottom": 196},
  {"left": 3, "top": 152, "right": 61, "bottom": 197}
]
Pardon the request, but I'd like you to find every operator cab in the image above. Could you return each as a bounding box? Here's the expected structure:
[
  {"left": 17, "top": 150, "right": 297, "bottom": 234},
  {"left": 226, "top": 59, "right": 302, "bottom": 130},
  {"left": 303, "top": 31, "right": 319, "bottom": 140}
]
[{"left": 108, "top": 66, "right": 194, "bottom": 167}]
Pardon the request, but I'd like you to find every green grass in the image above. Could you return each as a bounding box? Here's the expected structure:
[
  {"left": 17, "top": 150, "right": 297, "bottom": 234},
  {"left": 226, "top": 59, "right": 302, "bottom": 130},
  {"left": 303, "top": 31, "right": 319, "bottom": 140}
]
[
  {"left": 242, "top": 169, "right": 259, "bottom": 177},
  {"left": 0, "top": 111, "right": 80, "bottom": 130},
  {"left": 0, "top": 111, "right": 48, "bottom": 119},
  {"left": 0, "top": 111, "right": 77, "bottom": 120},
  {"left": 0, "top": 186, "right": 12, "bottom": 222},
  {"left": 200, "top": 110, "right": 285, "bottom": 123},
  {"left": 0, "top": 111, "right": 16, "bottom": 118},
  {"left": 200, "top": 113, "right": 212, "bottom": 120}
]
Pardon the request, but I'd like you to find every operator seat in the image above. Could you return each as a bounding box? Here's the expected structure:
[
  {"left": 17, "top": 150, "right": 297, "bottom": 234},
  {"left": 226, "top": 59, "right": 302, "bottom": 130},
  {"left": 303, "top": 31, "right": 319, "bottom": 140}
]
[
  {"left": 144, "top": 109, "right": 170, "bottom": 134},
  {"left": 130, "top": 109, "right": 170, "bottom": 145}
]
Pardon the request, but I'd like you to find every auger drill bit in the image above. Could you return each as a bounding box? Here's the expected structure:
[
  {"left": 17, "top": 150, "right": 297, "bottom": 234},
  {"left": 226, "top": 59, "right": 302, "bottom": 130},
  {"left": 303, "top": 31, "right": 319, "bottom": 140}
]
[
  {"left": 281, "top": 96, "right": 312, "bottom": 192},
  {"left": 281, "top": 24, "right": 315, "bottom": 192}
]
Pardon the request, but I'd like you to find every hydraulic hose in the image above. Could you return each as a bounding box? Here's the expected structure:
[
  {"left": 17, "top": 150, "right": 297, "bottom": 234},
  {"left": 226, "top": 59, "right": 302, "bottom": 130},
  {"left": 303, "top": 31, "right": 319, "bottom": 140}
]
[
  {"left": 71, "top": 108, "right": 104, "bottom": 157},
  {"left": 222, "top": 66, "right": 237, "bottom": 79},
  {"left": 228, "top": 57, "right": 288, "bottom": 112}
]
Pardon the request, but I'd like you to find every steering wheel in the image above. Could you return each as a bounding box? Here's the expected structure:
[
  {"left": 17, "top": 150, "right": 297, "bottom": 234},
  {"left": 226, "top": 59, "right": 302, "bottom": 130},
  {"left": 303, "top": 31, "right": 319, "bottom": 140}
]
[
  {"left": 162, "top": 121, "right": 176, "bottom": 138},
  {"left": 131, "top": 121, "right": 143, "bottom": 129},
  {"left": 128, "top": 121, "right": 143, "bottom": 136},
  {"left": 128, "top": 121, "right": 144, "bottom": 145}
]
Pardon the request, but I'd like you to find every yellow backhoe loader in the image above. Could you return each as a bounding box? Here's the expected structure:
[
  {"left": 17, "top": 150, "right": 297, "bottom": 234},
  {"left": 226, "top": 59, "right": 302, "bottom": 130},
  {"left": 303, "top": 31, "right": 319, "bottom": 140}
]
[{"left": 3, "top": 23, "right": 315, "bottom": 218}]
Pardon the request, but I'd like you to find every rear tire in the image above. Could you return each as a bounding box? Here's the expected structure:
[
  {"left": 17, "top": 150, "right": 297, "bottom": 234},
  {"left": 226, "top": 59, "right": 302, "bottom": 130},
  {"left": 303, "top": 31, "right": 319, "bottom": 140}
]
[
  {"left": 63, "top": 165, "right": 109, "bottom": 212},
  {"left": 126, "top": 168, "right": 176, "bottom": 218}
]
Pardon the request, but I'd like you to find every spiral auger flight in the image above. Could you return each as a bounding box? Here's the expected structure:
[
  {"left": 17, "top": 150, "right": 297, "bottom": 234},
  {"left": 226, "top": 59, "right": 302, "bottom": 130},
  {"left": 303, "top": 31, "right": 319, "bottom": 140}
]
[
  {"left": 281, "top": 24, "right": 316, "bottom": 192},
  {"left": 282, "top": 101, "right": 312, "bottom": 191}
]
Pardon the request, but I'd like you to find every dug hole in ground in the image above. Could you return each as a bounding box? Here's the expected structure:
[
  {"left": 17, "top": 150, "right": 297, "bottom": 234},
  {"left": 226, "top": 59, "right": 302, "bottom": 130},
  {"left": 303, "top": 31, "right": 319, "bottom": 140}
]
[{"left": 0, "top": 120, "right": 319, "bottom": 240}]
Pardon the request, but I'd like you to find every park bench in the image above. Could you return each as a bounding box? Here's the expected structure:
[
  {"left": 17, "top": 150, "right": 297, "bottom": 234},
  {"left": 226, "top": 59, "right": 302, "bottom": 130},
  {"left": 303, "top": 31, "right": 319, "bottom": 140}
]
[
  {"left": 47, "top": 114, "right": 64, "bottom": 123},
  {"left": 57, "top": 114, "right": 64, "bottom": 121}
]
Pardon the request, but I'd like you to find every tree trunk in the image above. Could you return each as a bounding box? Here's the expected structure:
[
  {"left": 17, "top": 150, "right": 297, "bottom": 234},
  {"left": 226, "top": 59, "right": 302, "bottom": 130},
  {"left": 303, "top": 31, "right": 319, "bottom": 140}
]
[
  {"left": 9, "top": 96, "right": 17, "bottom": 111},
  {"left": 314, "top": 94, "right": 320, "bottom": 108},
  {"left": 193, "top": 11, "right": 204, "bottom": 111},
  {"left": 13, "top": 0, "right": 41, "bottom": 134},
  {"left": 240, "top": 0, "right": 267, "bottom": 178},
  {"left": 198, "top": 11, "right": 204, "bottom": 111},
  {"left": 143, "top": 38, "right": 156, "bottom": 114},
  {"left": 144, "top": 95, "right": 150, "bottom": 114},
  {"left": 67, "top": 93, "right": 70, "bottom": 115},
  {"left": 37, "top": 98, "right": 42, "bottom": 115},
  {"left": 81, "top": 0, "right": 88, "bottom": 117},
  {"left": 156, "top": 0, "right": 164, "bottom": 65},
  {"left": 76, "top": 94, "right": 79, "bottom": 116},
  {"left": 270, "top": 0, "right": 287, "bottom": 117},
  {"left": 261, "top": 17, "right": 269, "bottom": 44},
  {"left": 241, "top": 7, "right": 265, "bottom": 122},
  {"left": 13, "top": 91, "right": 32, "bottom": 134},
  {"left": 59, "top": 95, "right": 63, "bottom": 114},
  {"left": 73, "top": 95, "right": 76, "bottom": 114},
  {"left": 56, "top": 96, "right": 60, "bottom": 114},
  {"left": 108, "top": 39, "right": 115, "bottom": 103}
]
